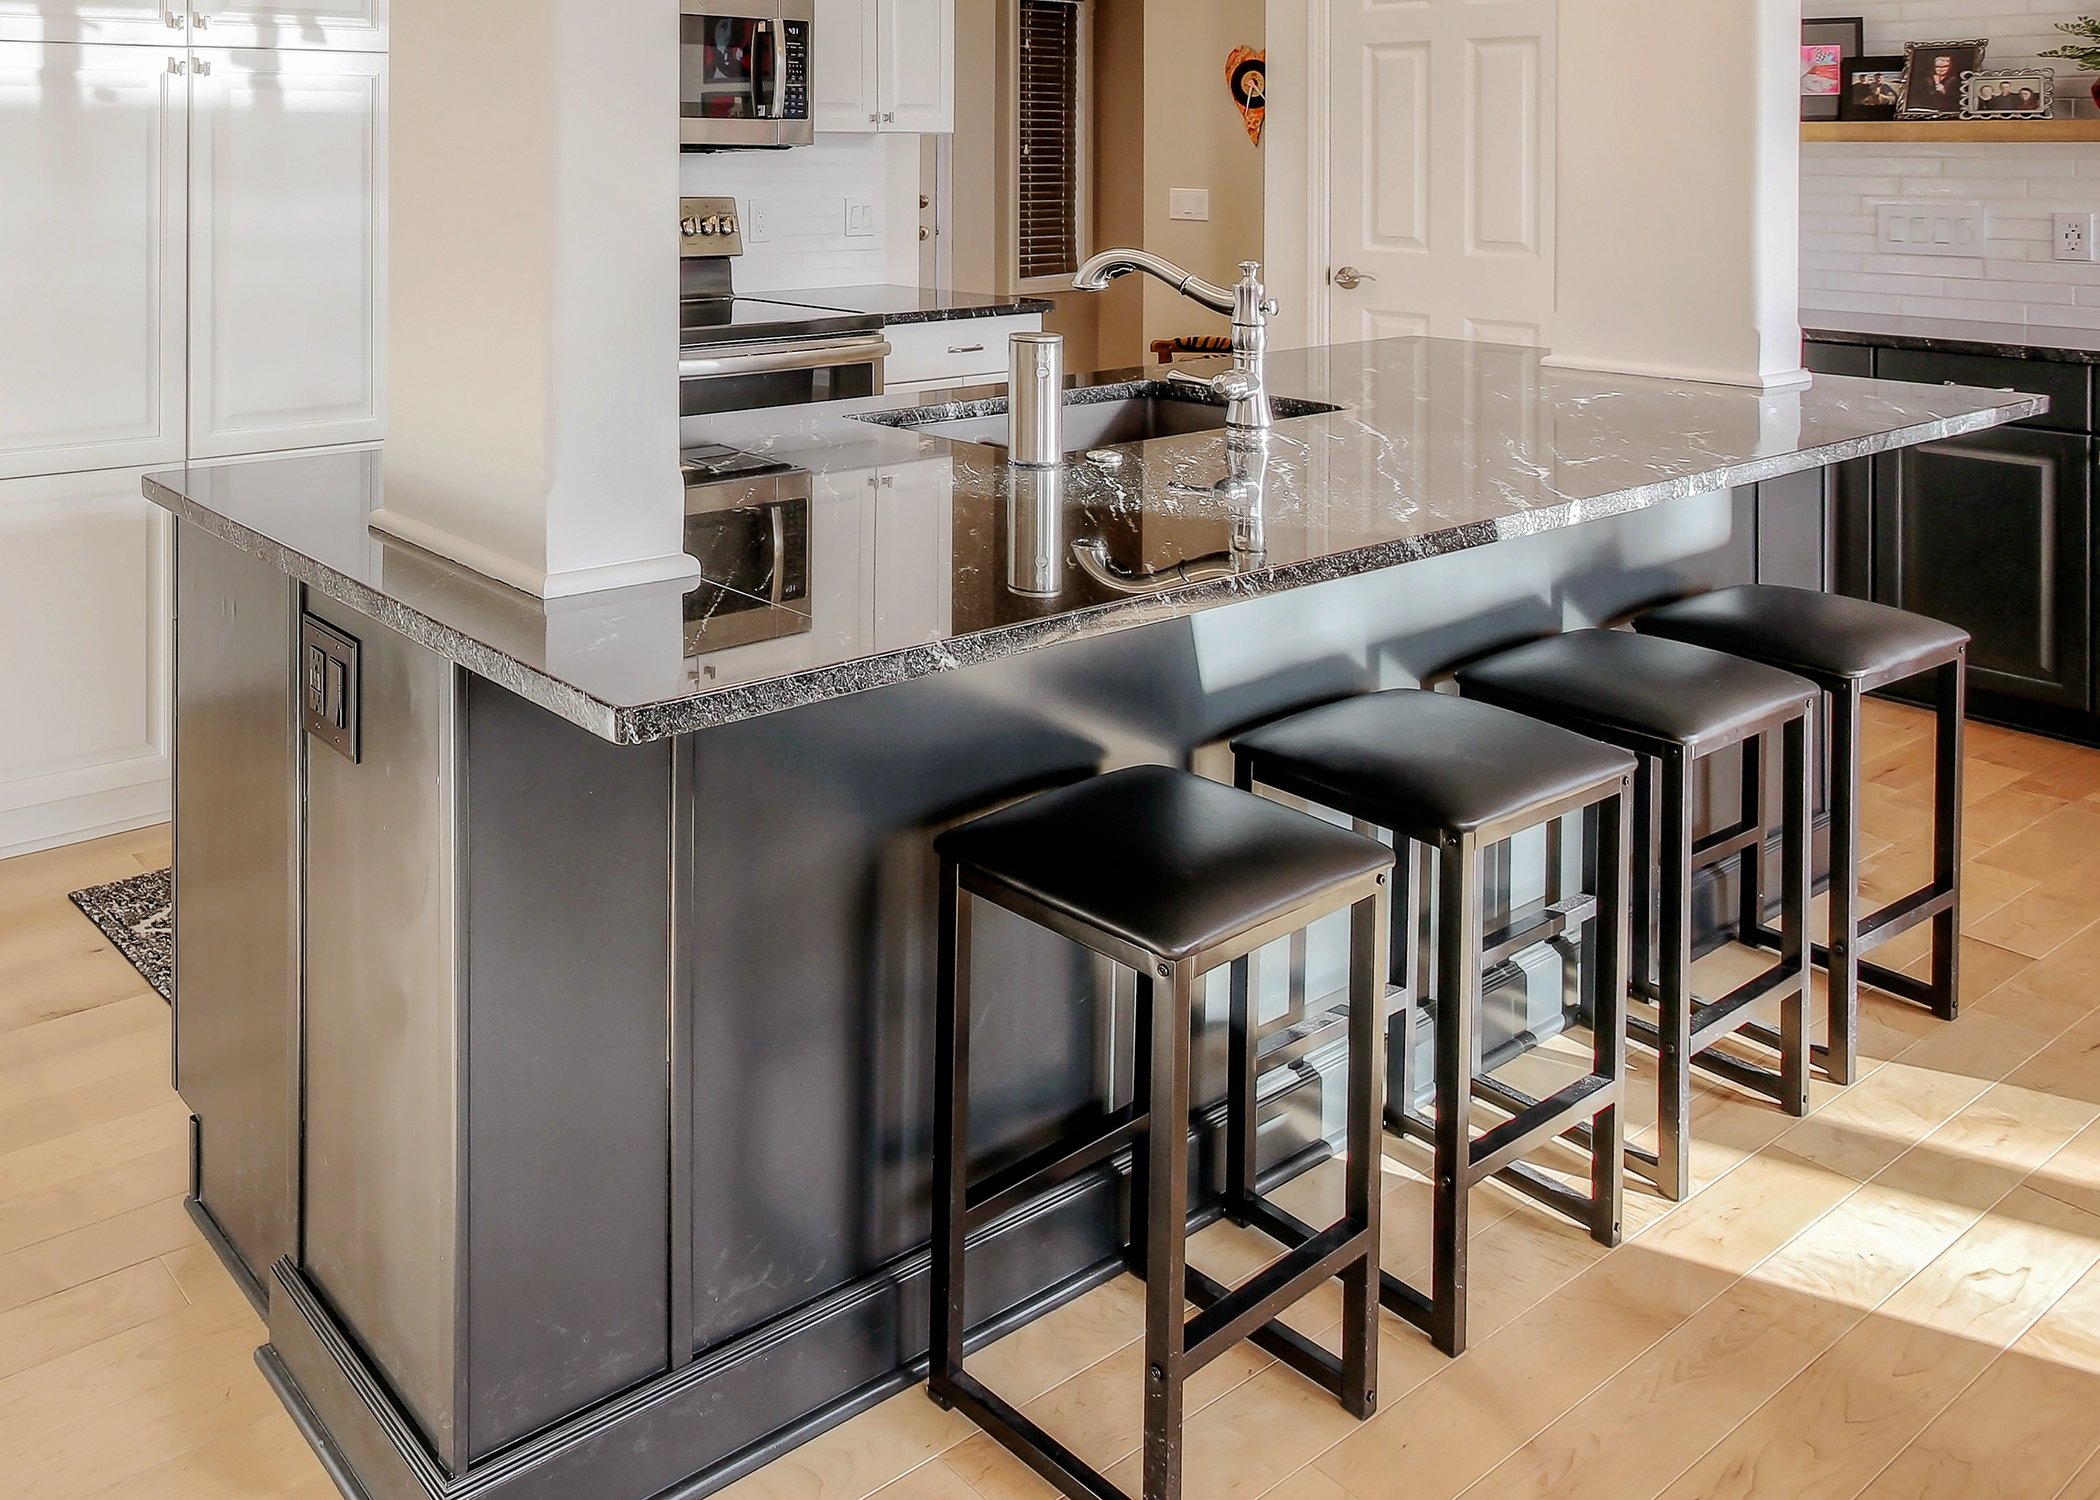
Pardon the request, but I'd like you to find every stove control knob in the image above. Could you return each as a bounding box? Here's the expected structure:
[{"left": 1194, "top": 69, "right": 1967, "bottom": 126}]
[
  {"left": 681, "top": 216, "right": 703, "bottom": 237},
  {"left": 703, "top": 215, "right": 724, "bottom": 235},
  {"left": 723, "top": 215, "right": 740, "bottom": 235}
]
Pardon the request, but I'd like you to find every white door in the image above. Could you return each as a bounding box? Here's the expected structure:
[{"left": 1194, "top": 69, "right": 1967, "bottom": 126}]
[
  {"left": 188, "top": 47, "right": 386, "bottom": 459},
  {"left": 1325, "top": 0, "right": 1555, "bottom": 346},
  {"left": 878, "top": 0, "right": 951, "bottom": 133},
  {"left": 192, "top": 0, "right": 387, "bottom": 52},
  {"left": 0, "top": 42, "right": 186, "bottom": 481},
  {"left": 0, "top": 2, "right": 178, "bottom": 47},
  {"left": 0, "top": 468, "right": 172, "bottom": 859},
  {"left": 813, "top": 0, "right": 877, "bottom": 131}
]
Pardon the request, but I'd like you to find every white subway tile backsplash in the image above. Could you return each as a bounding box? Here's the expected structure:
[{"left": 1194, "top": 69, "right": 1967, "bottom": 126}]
[
  {"left": 1802, "top": 1, "right": 2100, "bottom": 326},
  {"left": 679, "top": 136, "right": 899, "bottom": 293}
]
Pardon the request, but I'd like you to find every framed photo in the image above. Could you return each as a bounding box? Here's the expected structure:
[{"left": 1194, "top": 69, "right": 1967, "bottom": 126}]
[
  {"left": 1964, "top": 68, "right": 2055, "bottom": 118},
  {"left": 1803, "top": 17, "right": 1865, "bottom": 120},
  {"left": 1841, "top": 55, "right": 1907, "bottom": 120},
  {"left": 1900, "top": 39, "right": 1989, "bottom": 119}
]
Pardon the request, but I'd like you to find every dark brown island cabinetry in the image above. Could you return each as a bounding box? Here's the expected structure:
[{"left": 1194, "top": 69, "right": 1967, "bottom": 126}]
[{"left": 1806, "top": 335, "right": 2100, "bottom": 741}]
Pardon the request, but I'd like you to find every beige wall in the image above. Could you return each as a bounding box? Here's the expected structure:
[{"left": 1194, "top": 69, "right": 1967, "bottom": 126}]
[{"left": 1136, "top": 0, "right": 1266, "bottom": 354}]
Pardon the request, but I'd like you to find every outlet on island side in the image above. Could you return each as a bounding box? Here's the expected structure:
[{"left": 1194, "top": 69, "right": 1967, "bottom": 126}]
[{"left": 2056, "top": 212, "right": 2097, "bottom": 263}]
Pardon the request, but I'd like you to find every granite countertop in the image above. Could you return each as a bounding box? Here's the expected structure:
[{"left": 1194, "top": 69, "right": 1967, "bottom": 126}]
[
  {"left": 1804, "top": 311, "right": 2100, "bottom": 365},
  {"left": 774, "top": 284, "right": 1055, "bottom": 325},
  {"left": 146, "top": 337, "right": 2043, "bottom": 745}
]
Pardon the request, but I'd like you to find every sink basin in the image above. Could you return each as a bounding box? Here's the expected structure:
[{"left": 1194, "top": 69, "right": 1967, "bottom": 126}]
[{"left": 861, "top": 381, "right": 1341, "bottom": 456}]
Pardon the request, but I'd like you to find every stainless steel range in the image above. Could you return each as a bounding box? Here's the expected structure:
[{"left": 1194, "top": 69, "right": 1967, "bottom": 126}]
[{"left": 679, "top": 196, "right": 890, "bottom": 416}]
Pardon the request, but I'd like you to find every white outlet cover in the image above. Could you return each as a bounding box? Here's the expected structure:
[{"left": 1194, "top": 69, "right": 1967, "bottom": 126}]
[
  {"left": 2055, "top": 212, "right": 2097, "bottom": 263},
  {"left": 745, "top": 200, "right": 771, "bottom": 243},
  {"left": 1875, "top": 200, "right": 1987, "bottom": 257},
  {"left": 1168, "top": 187, "right": 1211, "bottom": 222}
]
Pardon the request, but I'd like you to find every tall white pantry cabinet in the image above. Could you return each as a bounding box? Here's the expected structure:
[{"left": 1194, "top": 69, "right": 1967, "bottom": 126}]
[{"left": 0, "top": 7, "right": 387, "bottom": 856}]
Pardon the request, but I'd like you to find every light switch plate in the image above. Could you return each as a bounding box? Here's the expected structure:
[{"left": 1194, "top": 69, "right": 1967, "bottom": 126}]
[
  {"left": 1168, "top": 187, "right": 1211, "bottom": 222},
  {"left": 300, "top": 614, "right": 361, "bottom": 764},
  {"left": 844, "top": 197, "right": 876, "bottom": 237},
  {"left": 1875, "top": 200, "right": 1987, "bottom": 257}
]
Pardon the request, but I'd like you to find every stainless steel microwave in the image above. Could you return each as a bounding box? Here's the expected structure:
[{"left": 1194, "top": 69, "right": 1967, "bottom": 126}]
[{"left": 680, "top": 0, "right": 815, "bottom": 150}]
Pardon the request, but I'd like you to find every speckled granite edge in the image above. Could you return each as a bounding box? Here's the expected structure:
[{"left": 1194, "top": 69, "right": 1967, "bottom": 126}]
[
  {"left": 148, "top": 473, "right": 628, "bottom": 740},
  {"left": 883, "top": 298, "right": 1057, "bottom": 325},
  {"left": 148, "top": 396, "right": 2041, "bottom": 746}
]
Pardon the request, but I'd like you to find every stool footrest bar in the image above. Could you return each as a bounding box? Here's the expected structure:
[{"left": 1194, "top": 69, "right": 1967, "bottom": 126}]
[
  {"left": 1185, "top": 1265, "right": 1348, "bottom": 1394},
  {"left": 964, "top": 1104, "right": 1146, "bottom": 1231},
  {"left": 1481, "top": 892, "right": 1599, "bottom": 970},
  {"left": 1466, "top": 1074, "right": 1616, "bottom": 1183},
  {"left": 932, "top": 1371, "right": 1129, "bottom": 1500},
  {"left": 1183, "top": 1220, "right": 1368, "bottom": 1373}
]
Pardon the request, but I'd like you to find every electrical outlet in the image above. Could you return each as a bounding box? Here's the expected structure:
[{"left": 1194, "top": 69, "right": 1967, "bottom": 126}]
[
  {"left": 2056, "top": 212, "right": 2096, "bottom": 263},
  {"left": 844, "top": 197, "right": 875, "bottom": 237},
  {"left": 745, "top": 200, "right": 772, "bottom": 243},
  {"left": 1168, "top": 187, "right": 1211, "bottom": 222},
  {"left": 1876, "top": 200, "right": 1987, "bottom": 257}
]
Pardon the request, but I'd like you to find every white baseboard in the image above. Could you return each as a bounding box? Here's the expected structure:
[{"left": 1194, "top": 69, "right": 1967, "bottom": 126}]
[{"left": 0, "top": 765, "right": 170, "bottom": 862}]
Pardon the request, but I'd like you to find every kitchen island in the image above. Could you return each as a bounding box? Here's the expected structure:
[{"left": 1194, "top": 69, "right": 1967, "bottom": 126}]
[{"left": 151, "top": 337, "right": 2041, "bottom": 1500}]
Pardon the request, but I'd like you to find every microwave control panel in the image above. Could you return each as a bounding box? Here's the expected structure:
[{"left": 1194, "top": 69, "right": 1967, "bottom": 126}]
[{"left": 780, "top": 20, "right": 810, "bottom": 120}]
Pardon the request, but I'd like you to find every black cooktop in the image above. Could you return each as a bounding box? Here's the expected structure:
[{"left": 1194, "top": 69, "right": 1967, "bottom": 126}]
[{"left": 679, "top": 296, "right": 885, "bottom": 350}]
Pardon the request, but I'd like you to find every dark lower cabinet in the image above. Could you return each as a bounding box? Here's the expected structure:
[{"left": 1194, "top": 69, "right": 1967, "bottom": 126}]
[
  {"left": 1809, "top": 333, "right": 2100, "bottom": 740},
  {"left": 1872, "top": 424, "right": 2093, "bottom": 713}
]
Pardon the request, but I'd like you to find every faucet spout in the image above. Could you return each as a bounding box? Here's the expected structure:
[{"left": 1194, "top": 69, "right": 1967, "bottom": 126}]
[{"left": 1072, "top": 250, "right": 1279, "bottom": 432}]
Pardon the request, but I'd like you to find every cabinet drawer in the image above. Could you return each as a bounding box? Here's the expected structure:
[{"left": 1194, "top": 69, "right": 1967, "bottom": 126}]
[
  {"left": 883, "top": 314, "right": 1044, "bottom": 388},
  {"left": 1876, "top": 348, "right": 2091, "bottom": 434},
  {"left": 1804, "top": 339, "right": 1873, "bottom": 378}
]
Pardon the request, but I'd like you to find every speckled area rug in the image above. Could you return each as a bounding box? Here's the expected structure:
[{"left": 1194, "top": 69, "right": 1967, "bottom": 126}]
[{"left": 69, "top": 867, "right": 172, "bottom": 1002}]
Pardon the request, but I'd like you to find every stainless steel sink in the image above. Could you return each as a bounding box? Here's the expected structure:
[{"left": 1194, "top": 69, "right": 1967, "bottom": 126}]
[{"left": 861, "top": 382, "right": 1340, "bottom": 457}]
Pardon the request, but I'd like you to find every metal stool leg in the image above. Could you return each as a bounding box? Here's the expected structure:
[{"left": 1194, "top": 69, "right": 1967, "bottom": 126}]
[
  {"left": 1825, "top": 687, "right": 1864, "bottom": 1086},
  {"left": 1225, "top": 950, "right": 1257, "bottom": 1225},
  {"left": 1431, "top": 832, "right": 1480, "bottom": 1356},
  {"left": 1737, "top": 734, "right": 1767, "bottom": 945},
  {"left": 1930, "top": 657, "right": 1966, "bottom": 1022},
  {"left": 1779, "top": 713, "right": 1814, "bottom": 1117},
  {"left": 1655, "top": 748, "right": 1695, "bottom": 1203},
  {"left": 1140, "top": 962, "right": 1194, "bottom": 1500},
  {"left": 929, "top": 860, "right": 973, "bottom": 1406},
  {"left": 1387, "top": 840, "right": 1422, "bottom": 1126},
  {"left": 1342, "top": 888, "right": 1388, "bottom": 1417},
  {"left": 1589, "top": 788, "right": 1630, "bottom": 1247},
  {"left": 1126, "top": 974, "right": 1156, "bottom": 1280}
]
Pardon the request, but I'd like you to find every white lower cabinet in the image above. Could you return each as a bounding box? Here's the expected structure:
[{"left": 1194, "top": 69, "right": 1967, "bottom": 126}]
[
  {"left": 0, "top": 42, "right": 187, "bottom": 482},
  {"left": 883, "top": 313, "right": 1044, "bottom": 393},
  {"left": 0, "top": 470, "right": 172, "bottom": 858},
  {"left": 868, "top": 459, "right": 953, "bottom": 651},
  {"left": 189, "top": 47, "right": 387, "bottom": 458}
]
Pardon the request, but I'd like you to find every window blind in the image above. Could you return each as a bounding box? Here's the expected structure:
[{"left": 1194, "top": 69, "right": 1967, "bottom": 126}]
[{"left": 1017, "top": 0, "right": 1081, "bottom": 282}]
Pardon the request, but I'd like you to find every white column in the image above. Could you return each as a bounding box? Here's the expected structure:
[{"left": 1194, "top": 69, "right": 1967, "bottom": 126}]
[
  {"left": 372, "top": 0, "right": 696, "bottom": 599},
  {"left": 1547, "top": 0, "right": 1806, "bottom": 389}
]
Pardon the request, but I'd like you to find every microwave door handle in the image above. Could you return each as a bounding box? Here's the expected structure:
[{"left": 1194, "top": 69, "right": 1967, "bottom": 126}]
[
  {"left": 768, "top": 505, "right": 788, "bottom": 603},
  {"left": 771, "top": 20, "right": 788, "bottom": 121}
]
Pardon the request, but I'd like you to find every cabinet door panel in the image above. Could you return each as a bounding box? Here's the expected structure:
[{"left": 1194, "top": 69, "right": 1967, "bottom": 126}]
[
  {"left": 195, "top": 0, "right": 387, "bottom": 51},
  {"left": 879, "top": 0, "right": 951, "bottom": 131},
  {"left": 0, "top": 470, "right": 172, "bottom": 857},
  {"left": 813, "top": 0, "right": 877, "bottom": 131},
  {"left": 189, "top": 47, "right": 386, "bottom": 458},
  {"left": 0, "top": 42, "right": 185, "bottom": 480},
  {"left": 1873, "top": 427, "right": 2093, "bottom": 712},
  {"left": 0, "top": 2, "right": 173, "bottom": 46}
]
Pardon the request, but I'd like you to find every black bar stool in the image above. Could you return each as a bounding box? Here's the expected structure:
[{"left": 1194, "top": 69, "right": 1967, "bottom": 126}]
[
  {"left": 1229, "top": 690, "right": 1634, "bottom": 1357},
  {"left": 928, "top": 765, "right": 1393, "bottom": 1500},
  {"left": 1456, "top": 630, "right": 1819, "bottom": 1202},
  {"left": 1633, "top": 585, "right": 1968, "bottom": 1085}
]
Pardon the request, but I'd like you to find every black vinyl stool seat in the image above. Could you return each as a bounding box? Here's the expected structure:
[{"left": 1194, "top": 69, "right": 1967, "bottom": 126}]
[
  {"left": 1231, "top": 691, "right": 1635, "bottom": 1357},
  {"left": 929, "top": 765, "right": 1394, "bottom": 1500},
  {"left": 1456, "top": 630, "right": 1820, "bottom": 1201},
  {"left": 1634, "top": 586, "right": 1969, "bottom": 1085}
]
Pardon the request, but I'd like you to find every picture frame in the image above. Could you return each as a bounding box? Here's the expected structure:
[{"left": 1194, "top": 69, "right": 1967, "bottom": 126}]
[
  {"left": 1803, "top": 17, "right": 1865, "bottom": 120},
  {"left": 1840, "top": 54, "right": 1907, "bottom": 121},
  {"left": 1900, "top": 39, "right": 1989, "bottom": 119},
  {"left": 1963, "top": 68, "right": 2056, "bottom": 119}
]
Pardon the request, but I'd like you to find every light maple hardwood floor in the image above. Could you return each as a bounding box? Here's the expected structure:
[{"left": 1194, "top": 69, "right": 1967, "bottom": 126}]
[{"left": 6, "top": 700, "right": 2100, "bottom": 1500}]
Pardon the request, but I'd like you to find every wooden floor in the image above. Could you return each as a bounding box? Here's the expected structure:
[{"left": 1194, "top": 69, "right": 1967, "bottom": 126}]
[{"left": 7, "top": 701, "right": 2100, "bottom": 1499}]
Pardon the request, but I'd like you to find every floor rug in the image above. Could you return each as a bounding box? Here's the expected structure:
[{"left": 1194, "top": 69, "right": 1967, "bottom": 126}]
[{"left": 68, "top": 867, "right": 173, "bottom": 1002}]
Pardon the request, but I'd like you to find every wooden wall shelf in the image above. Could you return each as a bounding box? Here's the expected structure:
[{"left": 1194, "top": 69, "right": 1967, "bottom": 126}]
[{"left": 1803, "top": 119, "right": 2100, "bottom": 143}]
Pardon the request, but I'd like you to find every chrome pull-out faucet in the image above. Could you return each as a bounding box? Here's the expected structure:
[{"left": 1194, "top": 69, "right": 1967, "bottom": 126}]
[{"left": 1072, "top": 251, "right": 1279, "bottom": 432}]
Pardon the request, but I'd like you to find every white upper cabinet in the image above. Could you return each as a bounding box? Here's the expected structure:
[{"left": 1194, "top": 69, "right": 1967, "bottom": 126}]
[
  {"left": 190, "top": 0, "right": 387, "bottom": 53},
  {"left": 813, "top": 0, "right": 949, "bottom": 134},
  {"left": 0, "top": 42, "right": 186, "bottom": 481},
  {"left": 188, "top": 47, "right": 386, "bottom": 458},
  {"left": 879, "top": 0, "right": 950, "bottom": 133},
  {"left": 812, "top": 0, "right": 878, "bottom": 131},
  {"left": 0, "top": 3, "right": 181, "bottom": 47},
  {"left": 0, "top": 1, "right": 385, "bottom": 48}
]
